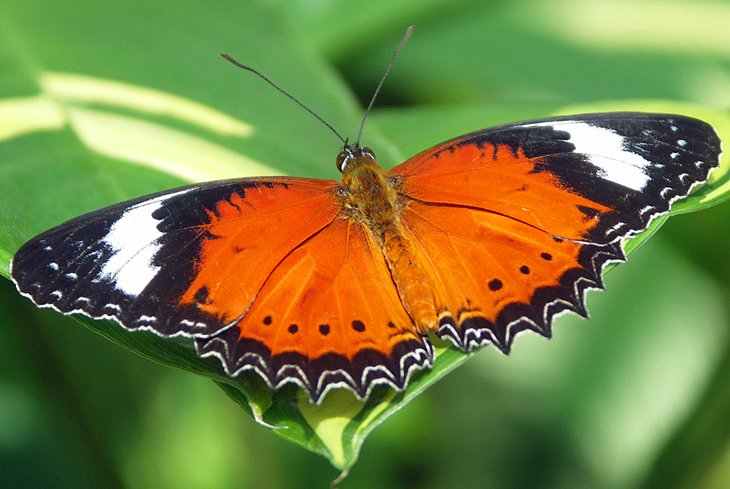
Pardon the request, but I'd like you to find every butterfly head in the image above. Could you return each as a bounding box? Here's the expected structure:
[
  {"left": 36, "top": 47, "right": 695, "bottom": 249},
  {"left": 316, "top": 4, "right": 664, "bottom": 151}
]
[{"left": 337, "top": 143, "right": 376, "bottom": 173}]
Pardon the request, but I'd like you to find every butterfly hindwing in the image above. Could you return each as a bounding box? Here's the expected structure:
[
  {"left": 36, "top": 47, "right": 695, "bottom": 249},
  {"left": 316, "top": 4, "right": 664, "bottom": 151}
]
[
  {"left": 11, "top": 177, "right": 341, "bottom": 338},
  {"left": 196, "top": 217, "right": 433, "bottom": 402},
  {"left": 398, "top": 201, "right": 623, "bottom": 351},
  {"left": 393, "top": 113, "right": 720, "bottom": 351}
]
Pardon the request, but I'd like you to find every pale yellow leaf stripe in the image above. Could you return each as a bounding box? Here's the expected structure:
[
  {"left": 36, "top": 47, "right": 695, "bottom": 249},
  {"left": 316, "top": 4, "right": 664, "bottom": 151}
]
[
  {"left": 0, "top": 96, "right": 66, "bottom": 141},
  {"left": 44, "top": 72, "right": 252, "bottom": 137},
  {"left": 0, "top": 71, "right": 277, "bottom": 181},
  {"left": 68, "top": 107, "right": 276, "bottom": 181}
]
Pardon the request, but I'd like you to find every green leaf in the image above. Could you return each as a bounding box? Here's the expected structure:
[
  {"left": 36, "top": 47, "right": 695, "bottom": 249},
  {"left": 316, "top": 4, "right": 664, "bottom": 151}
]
[{"left": 1, "top": 0, "right": 729, "bottom": 480}]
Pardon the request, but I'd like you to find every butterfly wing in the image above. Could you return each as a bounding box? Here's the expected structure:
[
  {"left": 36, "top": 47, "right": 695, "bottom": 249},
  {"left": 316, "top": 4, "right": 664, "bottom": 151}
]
[
  {"left": 391, "top": 113, "right": 721, "bottom": 351},
  {"left": 12, "top": 175, "right": 432, "bottom": 401},
  {"left": 11, "top": 177, "right": 342, "bottom": 338},
  {"left": 196, "top": 217, "right": 433, "bottom": 403}
]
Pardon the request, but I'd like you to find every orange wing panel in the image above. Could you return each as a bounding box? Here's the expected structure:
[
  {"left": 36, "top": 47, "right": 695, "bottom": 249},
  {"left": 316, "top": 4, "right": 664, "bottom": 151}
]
[
  {"left": 400, "top": 200, "right": 622, "bottom": 351},
  {"left": 197, "top": 217, "right": 434, "bottom": 402},
  {"left": 178, "top": 178, "right": 341, "bottom": 330},
  {"left": 392, "top": 142, "right": 610, "bottom": 242}
]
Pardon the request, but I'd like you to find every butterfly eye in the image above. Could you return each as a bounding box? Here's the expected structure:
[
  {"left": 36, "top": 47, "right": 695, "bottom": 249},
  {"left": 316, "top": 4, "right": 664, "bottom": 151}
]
[
  {"left": 336, "top": 150, "right": 350, "bottom": 173},
  {"left": 362, "top": 147, "right": 375, "bottom": 159}
]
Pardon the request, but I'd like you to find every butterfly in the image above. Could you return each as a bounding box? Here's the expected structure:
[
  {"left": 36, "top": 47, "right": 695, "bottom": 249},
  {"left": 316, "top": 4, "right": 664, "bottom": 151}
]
[{"left": 10, "top": 112, "right": 721, "bottom": 404}]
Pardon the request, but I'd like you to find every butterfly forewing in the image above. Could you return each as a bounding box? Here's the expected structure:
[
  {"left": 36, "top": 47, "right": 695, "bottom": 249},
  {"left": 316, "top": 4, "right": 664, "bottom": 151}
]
[
  {"left": 393, "top": 113, "right": 720, "bottom": 243},
  {"left": 11, "top": 177, "right": 341, "bottom": 337}
]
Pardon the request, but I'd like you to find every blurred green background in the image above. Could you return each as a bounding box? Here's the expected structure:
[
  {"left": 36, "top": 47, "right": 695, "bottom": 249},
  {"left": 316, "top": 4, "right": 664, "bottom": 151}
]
[{"left": 1, "top": 0, "right": 729, "bottom": 488}]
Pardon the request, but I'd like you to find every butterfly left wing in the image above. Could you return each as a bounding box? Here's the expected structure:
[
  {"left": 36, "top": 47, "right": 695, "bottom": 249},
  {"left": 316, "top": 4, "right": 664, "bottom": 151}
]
[
  {"left": 11, "top": 177, "right": 342, "bottom": 338},
  {"left": 11, "top": 175, "right": 433, "bottom": 402},
  {"left": 391, "top": 113, "right": 721, "bottom": 351}
]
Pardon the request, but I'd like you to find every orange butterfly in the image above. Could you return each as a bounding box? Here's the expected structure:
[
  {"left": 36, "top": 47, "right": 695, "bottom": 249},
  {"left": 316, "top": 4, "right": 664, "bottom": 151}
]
[{"left": 11, "top": 109, "right": 721, "bottom": 403}]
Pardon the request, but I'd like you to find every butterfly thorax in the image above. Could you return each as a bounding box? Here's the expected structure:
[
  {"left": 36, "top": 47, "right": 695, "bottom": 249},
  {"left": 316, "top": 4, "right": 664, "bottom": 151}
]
[
  {"left": 337, "top": 147, "right": 440, "bottom": 334},
  {"left": 337, "top": 152, "right": 402, "bottom": 238}
]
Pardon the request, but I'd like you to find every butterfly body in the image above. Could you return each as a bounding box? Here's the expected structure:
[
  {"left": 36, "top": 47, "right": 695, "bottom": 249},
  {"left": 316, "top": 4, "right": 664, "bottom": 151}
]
[
  {"left": 11, "top": 112, "right": 721, "bottom": 403},
  {"left": 338, "top": 145, "right": 440, "bottom": 334}
]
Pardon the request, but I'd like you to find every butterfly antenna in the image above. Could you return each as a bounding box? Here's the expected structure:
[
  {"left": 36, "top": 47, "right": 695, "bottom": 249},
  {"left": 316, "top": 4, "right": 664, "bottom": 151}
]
[
  {"left": 356, "top": 25, "right": 414, "bottom": 146},
  {"left": 221, "top": 53, "right": 347, "bottom": 144}
]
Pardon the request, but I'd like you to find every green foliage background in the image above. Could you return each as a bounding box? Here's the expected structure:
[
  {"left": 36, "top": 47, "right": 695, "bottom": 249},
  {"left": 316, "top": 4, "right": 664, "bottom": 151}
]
[{"left": 1, "top": 0, "right": 729, "bottom": 488}]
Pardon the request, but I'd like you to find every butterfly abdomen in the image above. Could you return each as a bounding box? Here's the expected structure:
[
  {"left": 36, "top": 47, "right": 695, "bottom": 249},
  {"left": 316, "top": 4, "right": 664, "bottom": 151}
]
[{"left": 381, "top": 232, "right": 440, "bottom": 334}]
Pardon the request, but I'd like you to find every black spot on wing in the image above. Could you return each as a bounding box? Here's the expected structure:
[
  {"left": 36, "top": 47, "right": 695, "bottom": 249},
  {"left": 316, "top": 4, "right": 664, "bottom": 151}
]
[
  {"left": 194, "top": 287, "right": 210, "bottom": 304},
  {"left": 578, "top": 205, "right": 601, "bottom": 219},
  {"left": 488, "top": 279, "right": 503, "bottom": 291}
]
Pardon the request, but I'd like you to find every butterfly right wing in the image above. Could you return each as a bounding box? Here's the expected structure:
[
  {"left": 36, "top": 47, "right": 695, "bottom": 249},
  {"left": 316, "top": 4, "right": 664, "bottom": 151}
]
[
  {"left": 390, "top": 113, "right": 721, "bottom": 352},
  {"left": 11, "top": 177, "right": 341, "bottom": 338}
]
